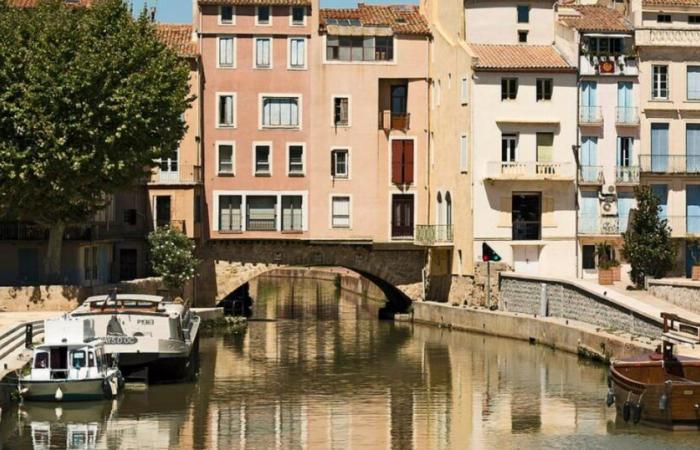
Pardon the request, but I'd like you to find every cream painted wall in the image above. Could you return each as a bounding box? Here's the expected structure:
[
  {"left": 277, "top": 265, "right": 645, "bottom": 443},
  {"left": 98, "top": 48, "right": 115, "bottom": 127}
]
[{"left": 465, "top": 0, "right": 557, "bottom": 45}]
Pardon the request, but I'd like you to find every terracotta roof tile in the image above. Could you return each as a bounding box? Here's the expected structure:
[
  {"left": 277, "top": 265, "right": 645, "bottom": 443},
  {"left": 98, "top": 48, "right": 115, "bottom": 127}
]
[
  {"left": 320, "top": 4, "right": 430, "bottom": 36},
  {"left": 643, "top": 0, "right": 700, "bottom": 7},
  {"left": 156, "top": 24, "right": 197, "bottom": 58},
  {"left": 198, "top": 0, "right": 311, "bottom": 6},
  {"left": 470, "top": 44, "right": 575, "bottom": 72},
  {"left": 558, "top": 5, "right": 631, "bottom": 32}
]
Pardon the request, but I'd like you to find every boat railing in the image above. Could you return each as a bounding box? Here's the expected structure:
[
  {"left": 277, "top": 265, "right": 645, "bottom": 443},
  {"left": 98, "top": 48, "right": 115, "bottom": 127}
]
[{"left": 660, "top": 312, "right": 700, "bottom": 345}]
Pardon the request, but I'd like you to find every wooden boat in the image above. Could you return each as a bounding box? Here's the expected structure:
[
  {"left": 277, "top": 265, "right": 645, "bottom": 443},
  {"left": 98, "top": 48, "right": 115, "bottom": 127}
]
[{"left": 608, "top": 313, "right": 700, "bottom": 430}]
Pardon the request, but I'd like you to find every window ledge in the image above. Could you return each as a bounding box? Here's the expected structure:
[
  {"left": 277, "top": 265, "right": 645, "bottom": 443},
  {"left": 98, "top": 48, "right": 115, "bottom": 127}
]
[
  {"left": 219, "top": 230, "right": 243, "bottom": 234},
  {"left": 218, "top": 172, "right": 235, "bottom": 177},
  {"left": 288, "top": 67, "right": 308, "bottom": 71},
  {"left": 254, "top": 66, "right": 273, "bottom": 70},
  {"left": 288, "top": 172, "right": 305, "bottom": 177},
  {"left": 281, "top": 230, "right": 304, "bottom": 234},
  {"left": 332, "top": 176, "right": 349, "bottom": 181},
  {"left": 261, "top": 126, "right": 300, "bottom": 130},
  {"left": 255, "top": 172, "right": 271, "bottom": 177}
]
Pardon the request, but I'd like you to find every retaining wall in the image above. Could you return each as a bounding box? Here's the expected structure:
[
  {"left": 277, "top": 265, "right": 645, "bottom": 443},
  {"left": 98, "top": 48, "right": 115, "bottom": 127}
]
[{"left": 648, "top": 280, "right": 700, "bottom": 315}]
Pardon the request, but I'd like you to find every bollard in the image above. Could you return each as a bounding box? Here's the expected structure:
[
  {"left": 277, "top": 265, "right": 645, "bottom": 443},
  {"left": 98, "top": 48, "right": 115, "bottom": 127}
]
[{"left": 25, "top": 323, "right": 33, "bottom": 349}]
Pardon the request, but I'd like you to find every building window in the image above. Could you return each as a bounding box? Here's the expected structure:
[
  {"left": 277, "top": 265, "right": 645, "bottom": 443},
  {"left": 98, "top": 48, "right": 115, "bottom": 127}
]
[
  {"left": 256, "top": 6, "right": 271, "bottom": 25},
  {"left": 331, "top": 149, "right": 349, "bottom": 178},
  {"left": 391, "top": 194, "right": 414, "bottom": 238},
  {"left": 690, "top": 15, "right": 700, "bottom": 24},
  {"left": 219, "top": 6, "right": 234, "bottom": 24},
  {"left": 512, "top": 193, "right": 541, "bottom": 240},
  {"left": 255, "top": 37, "right": 272, "bottom": 68},
  {"left": 688, "top": 66, "right": 700, "bottom": 100},
  {"left": 289, "top": 37, "right": 306, "bottom": 69},
  {"left": 518, "top": 30, "right": 528, "bottom": 43},
  {"left": 618, "top": 136, "right": 633, "bottom": 167},
  {"left": 502, "top": 134, "right": 517, "bottom": 162},
  {"left": 582, "top": 245, "right": 595, "bottom": 270},
  {"left": 217, "top": 142, "right": 234, "bottom": 174},
  {"left": 331, "top": 196, "right": 351, "bottom": 228},
  {"left": 218, "top": 37, "right": 234, "bottom": 68},
  {"left": 254, "top": 144, "right": 271, "bottom": 175},
  {"left": 333, "top": 96, "right": 349, "bottom": 126},
  {"left": 391, "top": 140, "right": 414, "bottom": 185},
  {"left": 460, "top": 77, "right": 468, "bottom": 104},
  {"left": 652, "top": 65, "right": 669, "bottom": 99},
  {"left": 291, "top": 6, "right": 305, "bottom": 25},
  {"left": 217, "top": 93, "right": 235, "bottom": 127},
  {"left": 517, "top": 5, "right": 530, "bottom": 23},
  {"left": 219, "top": 195, "right": 242, "bottom": 231},
  {"left": 460, "top": 134, "right": 468, "bottom": 172},
  {"left": 536, "top": 78, "right": 553, "bottom": 101},
  {"left": 287, "top": 144, "right": 304, "bottom": 175},
  {"left": 247, "top": 196, "right": 277, "bottom": 231},
  {"left": 657, "top": 14, "right": 671, "bottom": 23},
  {"left": 326, "top": 35, "right": 393, "bottom": 62},
  {"left": 501, "top": 78, "right": 518, "bottom": 100},
  {"left": 261, "top": 96, "right": 299, "bottom": 128},
  {"left": 281, "top": 196, "right": 303, "bottom": 231}
]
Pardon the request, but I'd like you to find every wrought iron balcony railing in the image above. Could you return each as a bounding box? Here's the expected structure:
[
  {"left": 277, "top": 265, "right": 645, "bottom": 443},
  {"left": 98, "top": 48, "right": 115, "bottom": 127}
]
[
  {"left": 639, "top": 155, "right": 700, "bottom": 174},
  {"left": 414, "top": 225, "right": 453, "bottom": 246},
  {"left": 579, "top": 106, "right": 603, "bottom": 125},
  {"left": 150, "top": 165, "right": 203, "bottom": 184},
  {"left": 578, "top": 166, "right": 604, "bottom": 184},
  {"left": 615, "top": 166, "right": 640, "bottom": 184},
  {"left": 615, "top": 107, "right": 639, "bottom": 126}
]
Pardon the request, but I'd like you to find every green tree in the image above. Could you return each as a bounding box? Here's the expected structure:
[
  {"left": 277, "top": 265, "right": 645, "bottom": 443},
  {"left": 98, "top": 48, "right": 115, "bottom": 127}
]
[
  {"left": 0, "top": 0, "right": 192, "bottom": 281},
  {"left": 147, "top": 226, "right": 198, "bottom": 293},
  {"left": 622, "top": 186, "right": 677, "bottom": 286}
]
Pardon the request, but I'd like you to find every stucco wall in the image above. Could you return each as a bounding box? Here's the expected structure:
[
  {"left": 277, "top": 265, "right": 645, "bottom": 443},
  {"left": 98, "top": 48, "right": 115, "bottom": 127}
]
[{"left": 465, "top": 0, "right": 556, "bottom": 45}]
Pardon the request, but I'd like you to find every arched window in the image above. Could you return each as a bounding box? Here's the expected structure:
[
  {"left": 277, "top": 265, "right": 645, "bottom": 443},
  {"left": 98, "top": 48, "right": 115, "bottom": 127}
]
[
  {"left": 436, "top": 192, "right": 444, "bottom": 225},
  {"left": 445, "top": 192, "right": 452, "bottom": 226}
]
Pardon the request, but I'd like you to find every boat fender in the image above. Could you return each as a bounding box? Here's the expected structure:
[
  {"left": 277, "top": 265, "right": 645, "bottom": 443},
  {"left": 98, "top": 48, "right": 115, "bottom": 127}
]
[
  {"left": 109, "top": 377, "right": 118, "bottom": 397},
  {"left": 632, "top": 404, "right": 642, "bottom": 424},
  {"left": 622, "top": 401, "right": 631, "bottom": 422},
  {"left": 55, "top": 387, "right": 63, "bottom": 402},
  {"left": 606, "top": 389, "right": 615, "bottom": 407},
  {"left": 117, "top": 373, "right": 125, "bottom": 390},
  {"left": 607, "top": 376, "right": 612, "bottom": 389},
  {"left": 102, "top": 379, "right": 112, "bottom": 398},
  {"left": 659, "top": 393, "right": 668, "bottom": 411}
]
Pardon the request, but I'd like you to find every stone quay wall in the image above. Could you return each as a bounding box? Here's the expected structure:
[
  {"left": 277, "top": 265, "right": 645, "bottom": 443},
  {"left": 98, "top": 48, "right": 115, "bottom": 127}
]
[
  {"left": 500, "top": 273, "right": 662, "bottom": 339},
  {"left": 648, "top": 280, "right": 700, "bottom": 315}
]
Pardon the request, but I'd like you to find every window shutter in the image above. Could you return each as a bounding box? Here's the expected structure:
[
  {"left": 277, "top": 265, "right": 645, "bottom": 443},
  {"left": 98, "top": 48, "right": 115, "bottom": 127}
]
[
  {"left": 331, "top": 151, "right": 336, "bottom": 177},
  {"left": 498, "top": 197, "right": 512, "bottom": 227},
  {"left": 391, "top": 141, "right": 403, "bottom": 184},
  {"left": 403, "top": 141, "right": 414, "bottom": 184},
  {"left": 542, "top": 196, "right": 555, "bottom": 227}
]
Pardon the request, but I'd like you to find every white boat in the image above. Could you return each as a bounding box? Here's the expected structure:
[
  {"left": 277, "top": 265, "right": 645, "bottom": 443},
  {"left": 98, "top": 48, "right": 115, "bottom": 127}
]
[
  {"left": 19, "top": 317, "right": 123, "bottom": 402},
  {"left": 70, "top": 293, "right": 200, "bottom": 383}
]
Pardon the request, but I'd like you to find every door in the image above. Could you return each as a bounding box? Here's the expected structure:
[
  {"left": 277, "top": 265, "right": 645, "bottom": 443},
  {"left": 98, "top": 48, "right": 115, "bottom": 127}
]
[
  {"left": 17, "top": 248, "right": 39, "bottom": 284},
  {"left": 580, "top": 190, "right": 599, "bottom": 234},
  {"left": 158, "top": 148, "right": 179, "bottom": 182},
  {"left": 119, "top": 249, "right": 138, "bottom": 281},
  {"left": 651, "top": 123, "right": 669, "bottom": 172},
  {"left": 513, "top": 246, "right": 539, "bottom": 275},
  {"left": 580, "top": 136, "right": 598, "bottom": 182},
  {"left": 501, "top": 134, "right": 517, "bottom": 162},
  {"left": 582, "top": 245, "right": 596, "bottom": 277},
  {"left": 687, "top": 124, "right": 700, "bottom": 172},
  {"left": 581, "top": 81, "right": 597, "bottom": 122},
  {"left": 155, "top": 196, "right": 172, "bottom": 228},
  {"left": 687, "top": 242, "right": 700, "bottom": 278},
  {"left": 391, "top": 194, "right": 414, "bottom": 238},
  {"left": 618, "top": 192, "right": 635, "bottom": 233},
  {"left": 687, "top": 185, "right": 700, "bottom": 233},
  {"left": 617, "top": 81, "right": 633, "bottom": 123},
  {"left": 650, "top": 184, "right": 668, "bottom": 220}
]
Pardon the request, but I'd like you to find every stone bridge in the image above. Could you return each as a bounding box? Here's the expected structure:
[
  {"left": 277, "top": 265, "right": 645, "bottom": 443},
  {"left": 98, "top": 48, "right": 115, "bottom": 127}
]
[{"left": 195, "top": 240, "right": 428, "bottom": 310}]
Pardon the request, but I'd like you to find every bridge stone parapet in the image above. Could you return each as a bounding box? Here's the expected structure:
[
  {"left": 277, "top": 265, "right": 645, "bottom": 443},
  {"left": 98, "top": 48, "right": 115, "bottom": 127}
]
[{"left": 195, "top": 240, "right": 428, "bottom": 307}]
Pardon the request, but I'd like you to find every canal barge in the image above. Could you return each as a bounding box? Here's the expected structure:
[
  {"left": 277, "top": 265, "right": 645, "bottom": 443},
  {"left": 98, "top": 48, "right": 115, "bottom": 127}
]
[
  {"left": 70, "top": 293, "right": 200, "bottom": 383},
  {"left": 19, "top": 317, "right": 123, "bottom": 402},
  {"left": 608, "top": 313, "right": 700, "bottom": 430}
]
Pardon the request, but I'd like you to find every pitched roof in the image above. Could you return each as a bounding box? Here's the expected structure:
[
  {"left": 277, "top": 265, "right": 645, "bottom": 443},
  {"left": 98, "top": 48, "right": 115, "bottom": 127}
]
[
  {"left": 469, "top": 44, "right": 575, "bottom": 72},
  {"left": 198, "top": 0, "right": 311, "bottom": 5},
  {"left": 320, "top": 4, "right": 430, "bottom": 36},
  {"left": 642, "top": 0, "right": 700, "bottom": 7},
  {"left": 558, "top": 5, "right": 631, "bottom": 32},
  {"left": 156, "top": 24, "right": 197, "bottom": 59}
]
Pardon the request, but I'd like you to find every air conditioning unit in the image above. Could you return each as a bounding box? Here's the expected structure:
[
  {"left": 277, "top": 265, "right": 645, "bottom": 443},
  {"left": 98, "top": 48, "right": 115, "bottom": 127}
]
[
  {"left": 601, "top": 197, "right": 618, "bottom": 216},
  {"left": 604, "top": 184, "right": 617, "bottom": 196}
]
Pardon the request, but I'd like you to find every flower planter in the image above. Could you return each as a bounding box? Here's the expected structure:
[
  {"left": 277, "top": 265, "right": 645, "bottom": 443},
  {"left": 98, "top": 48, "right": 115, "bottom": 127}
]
[
  {"left": 598, "top": 268, "right": 614, "bottom": 286},
  {"left": 692, "top": 265, "right": 700, "bottom": 281},
  {"left": 611, "top": 265, "right": 621, "bottom": 282}
]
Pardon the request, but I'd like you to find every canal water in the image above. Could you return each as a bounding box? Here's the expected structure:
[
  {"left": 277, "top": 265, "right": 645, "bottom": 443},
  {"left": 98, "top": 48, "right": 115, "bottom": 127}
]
[{"left": 1, "top": 276, "right": 699, "bottom": 449}]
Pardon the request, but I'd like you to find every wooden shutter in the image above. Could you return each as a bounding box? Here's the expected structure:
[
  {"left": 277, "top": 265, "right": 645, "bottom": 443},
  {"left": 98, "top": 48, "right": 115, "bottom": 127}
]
[
  {"left": 542, "top": 196, "right": 555, "bottom": 227},
  {"left": 498, "top": 196, "right": 512, "bottom": 227},
  {"left": 392, "top": 141, "right": 403, "bottom": 184},
  {"left": 402, "top": 140, "right": 414, "bottom": 184}
]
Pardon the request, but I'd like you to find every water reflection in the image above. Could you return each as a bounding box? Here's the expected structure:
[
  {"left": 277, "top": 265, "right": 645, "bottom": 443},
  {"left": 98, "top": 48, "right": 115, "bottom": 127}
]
[{"left": 1, "top": 276, "right": 699, "bottom": 449}]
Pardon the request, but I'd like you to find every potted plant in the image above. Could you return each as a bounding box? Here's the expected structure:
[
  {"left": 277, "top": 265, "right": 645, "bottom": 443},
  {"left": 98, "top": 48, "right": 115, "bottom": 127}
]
[{"left": 597, "top": 243, "right": 614, "bottom": 286}]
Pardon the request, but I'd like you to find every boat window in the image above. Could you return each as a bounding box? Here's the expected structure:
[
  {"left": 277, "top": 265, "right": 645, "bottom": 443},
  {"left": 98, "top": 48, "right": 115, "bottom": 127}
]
[
  {"left": 34, "top": 352, "right": 48, "bottom": 369},
  {"left": 71, "top": 350, "right": 86, "bottom": 369},
  {"left": 88, "top": 351, "right": 95, "bottom": 367}
]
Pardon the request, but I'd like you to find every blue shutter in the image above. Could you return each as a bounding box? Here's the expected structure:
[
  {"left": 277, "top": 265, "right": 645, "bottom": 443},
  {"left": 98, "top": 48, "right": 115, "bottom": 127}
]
[
  {"left": 580, "top": 191, "right": 599, "bottom": 234},
  {"left": 687, "top": 124, "right": 700, "bottom": 172},
  {"left": 651, "top": 184, "right": 668, "bottom": 219},
  {"left": 687, "top": 185, "right": 700, "bottom": 233},
  {"left": 651, "top": 123, "right": 669, "bottom": 172},
  {"left": 581, "top": 137, "right": 598, "bottom": 182},
  {"left": 688, "top": 66, "right": 700, "bottom": 100}
]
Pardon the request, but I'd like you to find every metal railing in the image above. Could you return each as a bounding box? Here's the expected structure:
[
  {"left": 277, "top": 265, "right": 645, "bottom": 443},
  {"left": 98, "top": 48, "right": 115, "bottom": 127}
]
[
  {"left": 380, "top": 110, "right": 410, "bottom": 131},
  {"left": 615, "top": 107, "right": 639, "bottom": 125},
  {"left": 0, "top": 321, "right": 44, "bottom": 378},
  {"left": 247, "top": 217, "right": 277, "bottom": 231},
  {"left": 579, "top": 106, "right": 603, "bottom": 125},
  {"left": 578, "top": 215, "right": 630, "bottom": 235},
  {"left": 639, "top": 155, "right": 700, "bottom": 174},
  {"left": 150, "top": 165, "right": 203, "bottom": 184},
  {"left": 486, "top": 161, "right": 575, "bottom": 180},
  {"left": 414, "top": 225, "right": 453, "bottom": 246},
  {"left": 615, "top": 166, "right": 640, "bottom": 184},
  {"left": 578, "top": 166, "right": 604, "bottom": 184}
]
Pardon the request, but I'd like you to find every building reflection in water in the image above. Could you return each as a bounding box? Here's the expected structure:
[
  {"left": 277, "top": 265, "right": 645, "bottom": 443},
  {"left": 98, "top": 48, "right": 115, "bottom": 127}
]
[{"left": 3, "top": 276, "right": 697, "bottom": 449}]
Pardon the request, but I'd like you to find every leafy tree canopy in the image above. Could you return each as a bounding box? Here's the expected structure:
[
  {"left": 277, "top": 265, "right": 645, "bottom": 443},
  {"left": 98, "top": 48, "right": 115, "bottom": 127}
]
[{"left": 147, "top": 226, "right": 198, "bottom": 292}]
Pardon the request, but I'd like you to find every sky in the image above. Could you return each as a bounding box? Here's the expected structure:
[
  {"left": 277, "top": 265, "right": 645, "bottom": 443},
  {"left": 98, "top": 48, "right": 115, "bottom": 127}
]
[{"left": 130, "top": 0, "right": 417, "bottom": 24}]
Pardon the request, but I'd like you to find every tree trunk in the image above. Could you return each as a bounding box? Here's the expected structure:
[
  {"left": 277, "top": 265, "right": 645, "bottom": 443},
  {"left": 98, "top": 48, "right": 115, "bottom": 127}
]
[{"left": 44, "top": 222, "right": 65, "bottom": 284}]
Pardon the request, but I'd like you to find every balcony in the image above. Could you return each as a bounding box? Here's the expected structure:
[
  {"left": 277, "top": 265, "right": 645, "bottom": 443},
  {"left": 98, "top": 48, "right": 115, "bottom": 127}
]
[
  {"left": 636, "top": 28, "right": 700, "bottom": 47},
  {"left": 149, "top": 165, "right": 203, "bottom": 185},
  {"left": 579, "top": 54, "right": 638, "bottom": 76},
  {"left": 485, "top": 161, "right": 575, "bottom": 181},
  {"left": 615, "top": 107, "right": 639, "bottom": 126},
  {"left": 380, "top": 110, "right": 410, "bottom": 131},
  {"left": 578, "top": 166, "right": 604, "bottom": 185},
  {"left": 578, "top": 215, "right": 629, "bottom": 235},
  {"left": 579, "top": 106, "right": 603, "bottom": 126},
  {"left": 615, "top": 166, "right": 640, "bottom": 185},
  {"left": 639, "top": 155, "right": 700, "bottom": 174},
  {"left": 665, "top": 215, "right": 700, "bottom": 238},
  {"left": 414, "top": 225, "right": 453, "bottom": 246}
]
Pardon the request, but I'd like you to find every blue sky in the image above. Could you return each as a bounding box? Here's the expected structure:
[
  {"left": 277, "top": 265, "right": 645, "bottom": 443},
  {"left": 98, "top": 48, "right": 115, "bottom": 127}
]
[{"left": 130, "top": 0, "right": 417, "bottom": 23}]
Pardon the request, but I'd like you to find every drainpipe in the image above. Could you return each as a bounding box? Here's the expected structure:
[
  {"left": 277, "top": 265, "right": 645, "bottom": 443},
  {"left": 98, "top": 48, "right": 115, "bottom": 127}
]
[
  {"left": 426, "top": 34, "right": 432, "bottom": 226},
  {"left": 574, "top": 35, "right": 582, "bottom": 278}
]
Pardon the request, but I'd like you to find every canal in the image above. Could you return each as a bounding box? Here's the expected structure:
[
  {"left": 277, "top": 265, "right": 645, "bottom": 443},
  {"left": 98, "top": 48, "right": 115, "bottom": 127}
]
[{"left": 0, "top": 275, "right": 698, "bottom": 449}]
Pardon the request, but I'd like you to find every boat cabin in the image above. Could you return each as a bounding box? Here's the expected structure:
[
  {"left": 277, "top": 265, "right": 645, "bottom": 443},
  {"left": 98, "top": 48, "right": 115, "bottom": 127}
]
[{"left": 30, "top": 342, "right": 109, "bottom": 382}]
